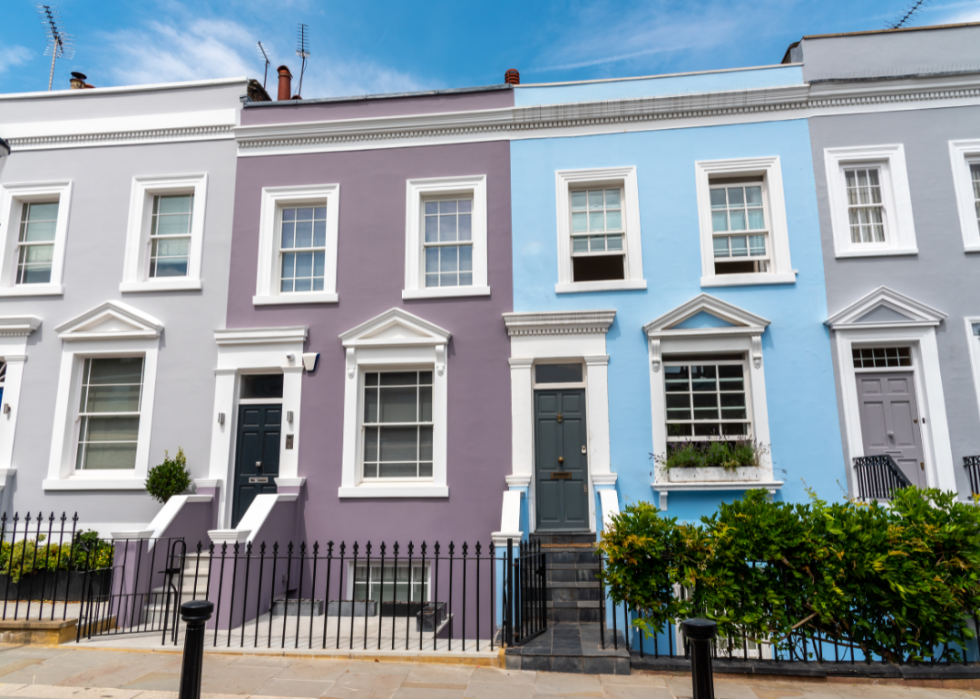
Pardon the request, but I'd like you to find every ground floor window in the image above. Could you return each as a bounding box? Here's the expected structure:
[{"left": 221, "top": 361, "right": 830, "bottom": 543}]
[
  {"left": 353, "top": 562, "right": 429, "bottom": 603},
  {"left": 664, "top": 356, "right": 750, "bottom": 443},
  {"left": 75, "top": 356, "right": 144, "bottom": 470},
  {"left": 362, "top": 370, "right": 433, "bottom": 480}
]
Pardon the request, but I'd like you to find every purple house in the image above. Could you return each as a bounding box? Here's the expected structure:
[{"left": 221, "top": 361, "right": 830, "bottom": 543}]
[{"left": 202, "top": 70, "right": 515, "bottom": 556}]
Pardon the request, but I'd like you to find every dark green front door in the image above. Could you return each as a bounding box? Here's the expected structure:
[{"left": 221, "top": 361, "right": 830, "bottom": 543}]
[
  {"left": 232, "top": 404, "right": 281, "bottom": 527},
  {"left": 534, "top": 389, "right": 588, "bottom": 531}
]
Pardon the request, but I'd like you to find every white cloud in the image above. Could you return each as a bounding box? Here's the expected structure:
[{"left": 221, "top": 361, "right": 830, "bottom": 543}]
[{"left": 0, "top": 46, "right": 31, "bottom": 75}]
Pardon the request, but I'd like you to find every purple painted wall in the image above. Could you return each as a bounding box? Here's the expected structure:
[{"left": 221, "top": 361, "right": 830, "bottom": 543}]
[
  {"left": 241, "top": 87, "right": 513, "bottom": 126},
  {"left": 227, "top": 140, "right": 513, "bottom": 547}
]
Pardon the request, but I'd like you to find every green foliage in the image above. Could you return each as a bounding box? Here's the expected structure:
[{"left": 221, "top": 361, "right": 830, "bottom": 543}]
[
  {"left": 598, "top": 487, "right": 980, "bottom": 663},
  {"left": 657, "top": 440, "right": 762, "bottom": 472},
  {"left": 145, "top": 447, "right": 192, "bottom": 504},
  {"left": 0, "top": 530, "right": 114, "bottom": 582}
]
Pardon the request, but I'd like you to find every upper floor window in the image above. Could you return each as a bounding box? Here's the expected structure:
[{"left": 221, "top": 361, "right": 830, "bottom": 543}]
[
  {"left": 0, "top": 180, "right": 72, "bottom": 297},
  {"left": 404, "top": 176, "right": 489, "bottom": 299},
  {"left": 824, "top": 145, "right": 917, "bottom": 258},
  {"left": 280, "top": 206, "right": 327, "bottom": 293},
  {"left": 423, "top": 197, "right": 472, "bottom": 288},
  {"left": 75, "top": 356, "right": 144, "bottom": 471},
  {"left": 149, "top": 194, "right": 193, "bottom": 278},
  {"left": 695, "top": 157, "right": 795, "bottom": 288},
  {"left": 121, "top": 175, "right": 207, "bottom": 293},
  {"left": 17, "top": 201, "right": 59, "bottom": 284},
  {"left": 554, "top": 167, "right": 645, "bottom": 294},
  {"left": 253, "top": 184, "right": 340, "bottom": 305},
  {"left": 948, "top": 140, "right": 980, "bottom": 253},
  {"left": 972, "top": 164, "right": 980, "bottom": 229}
]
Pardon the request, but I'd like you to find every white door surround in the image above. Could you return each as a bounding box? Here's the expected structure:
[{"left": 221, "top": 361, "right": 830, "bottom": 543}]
[
  {"left": 502, "top": 310, "right": 617, "bottom": 534},
  {"left": 825, "top": 287, "right": 954, "bottom": 495},
  {"left": 208, "top": 326, "right": 308, "bottom": 528},
  {"left": 0, "top": 316, "right": 41, "bottom": 493}
]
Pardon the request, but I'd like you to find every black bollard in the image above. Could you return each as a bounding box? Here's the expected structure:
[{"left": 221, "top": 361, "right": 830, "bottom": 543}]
[
  {"left": 178, "top": 600, "right": 214, "bottom": 699},
  {"left": 681, "top": 618, "right": 717, "bottom": 699}
]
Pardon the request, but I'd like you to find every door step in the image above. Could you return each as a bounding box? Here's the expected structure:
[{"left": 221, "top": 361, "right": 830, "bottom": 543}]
[{"left": 505, "top": 622, "right": 629, "bottom": 674}]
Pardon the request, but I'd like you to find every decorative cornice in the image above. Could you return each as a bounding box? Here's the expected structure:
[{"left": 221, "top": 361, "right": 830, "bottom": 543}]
[
  {"left": 825, "top": 286, "right": 947, "bottom": 330},
  {"left": 236, "top": 73, "right": 980, "bottom": 155},
  {"left": 0, "top": 316, "right": 41, "bottom": 337},
  {"left": 503, "top": 310, "right": 616, "bottom": 337},
  {"left": 214, "top": 326, "right": 308, "bottom": 346},
  {"left": 8, "top": 124, "right": 234, "bottom": 152}
]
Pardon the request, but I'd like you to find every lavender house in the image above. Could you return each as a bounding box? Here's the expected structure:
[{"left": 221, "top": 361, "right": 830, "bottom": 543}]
[{"left": 202, "top": 70, "right": 514, "bottom": 555}]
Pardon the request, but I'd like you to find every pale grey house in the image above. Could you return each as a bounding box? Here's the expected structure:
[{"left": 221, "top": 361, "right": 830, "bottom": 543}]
[
  {"left": 0, "top": 78, "right": 246, "bottom": 532},
  {"left": 787, "top": 23, "right": 980, "bottom": 499}
]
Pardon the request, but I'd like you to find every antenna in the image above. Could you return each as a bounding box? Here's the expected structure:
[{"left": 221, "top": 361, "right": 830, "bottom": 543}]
[
  {"left": 888, "top": 0, "right": 930, "bottom": 29},
  {"left": 257, "top": 41, "right": 271, "bottom": 90},
  {"left": 295, "top": 23, "right": 310, "bottom": 98},
  {"left": 36, "top": 4, "right": 74, "bottom": 91}
]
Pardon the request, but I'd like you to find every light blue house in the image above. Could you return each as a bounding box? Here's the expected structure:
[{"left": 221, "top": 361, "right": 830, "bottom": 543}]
[{"left": 498, "top": 64, "right": 846, "bottom": 539}]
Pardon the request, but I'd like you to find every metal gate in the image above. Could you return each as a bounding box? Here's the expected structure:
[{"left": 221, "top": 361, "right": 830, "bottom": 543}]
[{"left": 502, "top": 538, "right": 547, "bottom": 646}]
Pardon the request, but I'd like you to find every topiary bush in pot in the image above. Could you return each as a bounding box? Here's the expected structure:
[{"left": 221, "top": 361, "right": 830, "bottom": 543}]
[{"left": 145, "top": 448, "right": 192, "bottom": 504}]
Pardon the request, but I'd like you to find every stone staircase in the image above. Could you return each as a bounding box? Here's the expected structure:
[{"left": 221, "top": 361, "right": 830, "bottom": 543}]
[
  {"left": 537, "top": 533, "right": 602, "bottom": 623},
  {"left": 142, "top": 552, "right": 210, "bottom": 625}
]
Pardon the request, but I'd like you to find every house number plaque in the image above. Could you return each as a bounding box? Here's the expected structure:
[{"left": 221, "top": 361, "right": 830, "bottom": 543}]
[{"left": 249, "top": 477, "right": 269, "bottom": 484}]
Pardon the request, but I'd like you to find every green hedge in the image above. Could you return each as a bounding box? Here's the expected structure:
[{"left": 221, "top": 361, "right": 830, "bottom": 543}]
[
  {"left": 598, "top": 488, "right": 980, "bottom": 662},
  {"left": 0, "top": 530, "right": 113, "bottom": 583}
]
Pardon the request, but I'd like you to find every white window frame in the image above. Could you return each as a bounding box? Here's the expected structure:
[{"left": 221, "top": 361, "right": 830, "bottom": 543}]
[
  {"left": 339, "top": 308, "right": 450, "bottom": 498},
  {"left": 403, "top": 175, "right": 489, "bottom": 299},
  {"left": 966, "top": 317, "right": 980, "bottom": 430},
  {"left": 554, "top": 167, "right": 646, "bottom": 294},
  {"left": 948, "top": 139, "right": 980, "bottom": 253},
  {"left": 662, "top": 356, "right": 755, "bottom": 444},
  {"left": 0, "top": 180, "right": 72, "bottom": 297},
  {"left": 824, "top": 144, "right": 917, "bottom": 258},
  {"left": 694, "top": 157, "right": 795, "bottom": 287},
  {"left": 349, "top": 560, "right": 431, "bottom": 603},
  {"left": 120, "top": 174, "right": 208, "bottom": 292},
  {"left": 254, "top": 184, "right": 340, "bottom": 305},
  {"left": 0, "top": 316, "right": 41, "bottom": 481}
]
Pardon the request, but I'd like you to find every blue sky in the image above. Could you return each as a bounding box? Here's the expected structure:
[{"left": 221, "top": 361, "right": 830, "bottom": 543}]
[{"left": 2, "top": 0, "right": 980, "bottom": 98}]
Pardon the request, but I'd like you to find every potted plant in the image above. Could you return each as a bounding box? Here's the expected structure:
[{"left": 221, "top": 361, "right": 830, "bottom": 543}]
[
  {"left": 145, "top": 448, "right": 192, "bottom": 504},
  {"left": 656, "top": 440, "right": 766, "bottom": 483}
]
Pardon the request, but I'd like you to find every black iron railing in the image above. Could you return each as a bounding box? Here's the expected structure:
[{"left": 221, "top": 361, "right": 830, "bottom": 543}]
[
  {"left": 502, "top": 538, "right": 546, "bottom": 646},
  {"left": 853, "top": 454, "right": 912, "bottom": 501},
  {"left": 965, "top": 456, "right": 980, "bottom": 497}
]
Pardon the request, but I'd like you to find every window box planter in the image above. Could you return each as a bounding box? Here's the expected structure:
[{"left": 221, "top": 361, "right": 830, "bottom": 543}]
[
  {"left": 325, "top": 600, "right": 376, "bottom": 617},
  {"left": 274, "top": 598, "right": 325, "bottom": 617},
  {"left": 666, "top": 466, "right": 761, "bottom": 483},
  {"left": 415, "top": 601, "right": 448, "bottom": 632}
]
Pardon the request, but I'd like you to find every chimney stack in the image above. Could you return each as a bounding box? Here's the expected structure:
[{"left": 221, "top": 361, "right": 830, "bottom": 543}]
[
  {"left": 504, "top": 69, "right": 520, "bottom": 85},
  {"left": 70, "top": 71, "right": 94, "bottom": 89},
  {"left": 277, "top": 66, "right": 293, "bottom": 101}
]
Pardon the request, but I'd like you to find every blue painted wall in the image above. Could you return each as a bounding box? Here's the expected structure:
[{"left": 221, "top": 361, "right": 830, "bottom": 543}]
[
  {"left": 510, "top": 117, "right": 847, "bottom": 525},
  {"left": 515, "top": 66, "right": 803, "bottom": 107}
]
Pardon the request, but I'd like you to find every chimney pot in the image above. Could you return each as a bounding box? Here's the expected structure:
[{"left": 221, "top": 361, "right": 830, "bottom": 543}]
[
  {"left": 504, "top": 69, "right": 520, "bottom": 85},
  {"left": 277, "top": 65, "right": 293, "bottom": 101},
  {"left": 70, "top": 71, "right": 87, "bottom": 90}
]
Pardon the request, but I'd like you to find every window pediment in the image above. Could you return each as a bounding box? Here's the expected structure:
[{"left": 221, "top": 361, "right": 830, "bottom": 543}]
[
  {"left": 340, "top": 308, "right": 451, "bottom": 349},
  {"left": 644, "top": 294, "right": 770, "bottom": 338},
  {"left": 825, "top": 287, "right": 946, "bottom": 330},
  {"left": 56, "top": 300, "right": 163, "bottom": 341}
]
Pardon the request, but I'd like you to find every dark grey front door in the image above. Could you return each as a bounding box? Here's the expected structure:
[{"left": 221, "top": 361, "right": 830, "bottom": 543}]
[
  {"left": 857, "top": 372, "right": 927, "bottom": 487},
  {"left": 232, "top": 404, "right": 282, "bottom": 527},
  {"left": 534, "top": 389, "right": 588, "bottom": 531}
]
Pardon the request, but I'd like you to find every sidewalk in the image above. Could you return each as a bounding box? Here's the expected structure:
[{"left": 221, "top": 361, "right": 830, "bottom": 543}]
[{"left": 0, "top": 645, "right": 977, "bottom": 698}]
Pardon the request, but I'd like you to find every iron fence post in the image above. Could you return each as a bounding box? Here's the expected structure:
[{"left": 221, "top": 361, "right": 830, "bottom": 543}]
[
  {"left": 505, "top": 538, "right": 513, "bottom": 647},
  {"left": 682, "top": 618, "right": 717, "bottom": 699},
  {"left": 178, "top": 600, "right": 213, "bottom": 699}
]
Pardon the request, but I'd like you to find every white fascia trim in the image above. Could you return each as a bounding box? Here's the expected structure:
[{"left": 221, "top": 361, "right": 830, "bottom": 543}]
[
  {"left": 825, "top": 286, "right": 947, "bottom": 329},
  {"left": 832, "top": 325, "right": 956, "bottom": 495},
  {"left": 554, "top": 167, "right": 644, "bottom": 289},
  {"left": 56, "top": 300, "right": 164, "bottom": 341},
  {"left": 4, "top": 109, "right": 238, "bottom": 152},
  {"left": 214, "top": 327, "right": 308, "bottom": 346},
  {"left": 949, "top": 139, "right": 980, "bottom": 252},
  {"left": 0, "top": 77, "right": 246, "bottom": 100},
  {"left": 120, "top": 174, "right": 208, "bottom": 292},
  {"left": 338, "top": 485, "right": 449, "bottom": 498},
  {"left": 694, "top": 156, "right": 794, "bottom": 285},
  {"left": 46, "top": 336, "right": 160, "bottom": 487},
  {"left": 402, "top": 286, "right": 491, "bottom": 300},
  {"left": 965, "top": 317, "right": 980, "bottom": 435},
  {"left": 0, "top": 180, "right": 73, "bottom": 294},
  {"left": 824, "top": 144, "right": 917, "bottom": 258},
  {"left": 254, "top": 184, "right": 340, "bottom": 305},
  {"left": 404, "top": 175, "right": 489, "bottom": 296},
  {"left": 555, "top": 280, "right": 647, "bottom": 294}
]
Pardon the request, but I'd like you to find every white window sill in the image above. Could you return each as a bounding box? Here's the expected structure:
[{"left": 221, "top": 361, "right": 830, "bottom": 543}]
[
  {"left": 555, "top": 279, "right": 647, "bottom": 294},
  {"left": 651, "top": 479, "right": 784, "bottom": 492},
  {"left": 964, "top": 243, "right": 980, "bottom": 253},
  {"left": 120, "top": 279, "right": 202, "bottom": 293},
  {"left": 253, "top": 292, "right": 339, "bottom": 306},
  {"left": 338, "top": 484, "right": 449, "bottom": 499},
  {"left": 834, "top": 246, "right": 918, "bottom": 259},
  {"left": 43, "top": 478, "right": 146, "bottom": 491},
  {"left": 0, "top": 284, "right": 64, "bottom": 297},
  {"left": 402, "top": 286, "right": 491, "bottom": 300},
  {"left": 701, "top": 272, "right": 797, "bottom": 288}
]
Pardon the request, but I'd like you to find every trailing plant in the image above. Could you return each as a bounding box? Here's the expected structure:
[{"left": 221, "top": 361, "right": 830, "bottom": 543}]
[
  {"left": 598, "top": 487, "right": 980, "bottom": 663},
  {"left": 655, "top": 440, "right": 764, "bottom": 472},
  {"left": 0, "top": 530, "right": 113, "bottom": 582},
  {"left": 145, "top": 448, "right": 192, "bottom": 504}
]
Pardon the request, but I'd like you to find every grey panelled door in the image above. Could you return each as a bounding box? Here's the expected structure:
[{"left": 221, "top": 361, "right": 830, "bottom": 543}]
[
  {"left": 857, "top": 372, "right": 927, "bottom": 487},
  {"left": 232, "top": 404, "right": 282, "bottom": 527},
  {"left": 535, "top": 389, "right": 588, "bottom": 531}
]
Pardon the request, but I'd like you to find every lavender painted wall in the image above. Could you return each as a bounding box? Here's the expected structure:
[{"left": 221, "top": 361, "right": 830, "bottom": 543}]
[
  {"left": 241, "top": 87, "right": 513, "bottom": 126},
  {"left": 228, "top": 140, "right": 513, "bottom": 546}
]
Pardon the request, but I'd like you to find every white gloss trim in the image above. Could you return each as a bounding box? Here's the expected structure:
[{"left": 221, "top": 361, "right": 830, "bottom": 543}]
[
  {"left": 120, "top": 279, "right": 202, "bottom": 293},
  {"left": 0, "top": 180, "right": 73, "bottom": 294},
  {"left": 0, "top": 284, "right": 64, "bottom": 297},
  {"left": 555, "top": 280, "right": 647, "bottom": 294},
  {"left": 948, "top": 139, "right": 980, "bottom": 252},
  {"left": 338, "top": 485, "right": 449, "bottom": 499},
  {"left": 966, "top": 317, "right": 980, "bottom": 434},
  {"left": 402, "top": 285, "right": 491, "bottom": 299},
  {"left": 253, "top": 292, "right": 339, "bottom": 305},
  {"left": 43, "top": 478, "right": 147, "bottom": 491},
  {"left": 700, "top": 272, "right": 797, "bottom": 287}
]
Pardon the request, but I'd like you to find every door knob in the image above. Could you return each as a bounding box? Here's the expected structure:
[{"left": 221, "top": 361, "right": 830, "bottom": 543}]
[
  {"left": 256, "top": 461, "right": 263, "bottom": 470},
  {"left": 558, "top": 457, "right": 564, "bottom": 464},
  {"left": 887, "top": 431, "right": 894, "bottom": 438}
]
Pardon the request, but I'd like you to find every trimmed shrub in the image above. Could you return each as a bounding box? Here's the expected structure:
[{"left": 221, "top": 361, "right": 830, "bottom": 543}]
[
  {"left": 145, "top": 448, "right": 192, "bottom": 504},
  {"left": 0, "top": 530, "right": 113, "bottom": 582}
]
